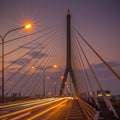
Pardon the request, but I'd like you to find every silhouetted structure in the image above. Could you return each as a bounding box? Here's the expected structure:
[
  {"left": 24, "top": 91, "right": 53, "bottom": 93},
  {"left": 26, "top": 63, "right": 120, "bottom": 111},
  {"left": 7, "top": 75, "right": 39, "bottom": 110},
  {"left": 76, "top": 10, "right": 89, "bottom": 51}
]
[{"left": 60, "top": 10, "right": 79, "bottom": 96}]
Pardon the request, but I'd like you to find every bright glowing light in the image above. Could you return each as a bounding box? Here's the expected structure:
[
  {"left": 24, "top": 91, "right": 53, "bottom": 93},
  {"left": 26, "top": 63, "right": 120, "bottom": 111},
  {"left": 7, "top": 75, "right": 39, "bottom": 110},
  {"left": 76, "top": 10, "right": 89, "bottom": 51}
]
[
  {"left": 65, "top": 82, "right": 67, "bottom": 85},
  {"left": 23, "top": 22, "right": 32, "bottom": 30},
  {"left": 106, "top": 93, "right": 111, "bottom": 97},
  {"left": 25, "top": 23, "right": 32, "bottom": 29},
  {"left": 32, "top": 66, "right": 35, "bottom": 69},
  {"left": 97, "top": 90, "right": 111, "bottom": 97},
  {"left": 53, "top": 64, "right": 58, "bottom": 68},
  {"left": 97, "top": 93, "right": 111, "bottom": 97},
  {"left": 27, "top": 98, "right": 69, "bottom": 120},
  {"left": 0, "top": 98, "right": 65, "bottom": 119},
  {"left": 61, "top": 76, "right": 64, "bottom": 80}
]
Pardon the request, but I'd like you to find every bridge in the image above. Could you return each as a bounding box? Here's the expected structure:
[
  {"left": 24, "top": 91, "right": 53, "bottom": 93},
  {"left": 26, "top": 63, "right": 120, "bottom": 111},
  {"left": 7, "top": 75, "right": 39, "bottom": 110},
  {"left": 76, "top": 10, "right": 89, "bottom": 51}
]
[{"left": 0, "top": 10, "right": 120, "bottom": 120}]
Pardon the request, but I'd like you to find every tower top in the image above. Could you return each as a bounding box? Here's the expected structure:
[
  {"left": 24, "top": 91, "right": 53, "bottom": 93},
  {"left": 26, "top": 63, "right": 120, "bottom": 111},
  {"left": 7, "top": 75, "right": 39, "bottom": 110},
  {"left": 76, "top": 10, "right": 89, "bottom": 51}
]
[{"left": 67, "top": 9, "right": 71, "bottom": 15}]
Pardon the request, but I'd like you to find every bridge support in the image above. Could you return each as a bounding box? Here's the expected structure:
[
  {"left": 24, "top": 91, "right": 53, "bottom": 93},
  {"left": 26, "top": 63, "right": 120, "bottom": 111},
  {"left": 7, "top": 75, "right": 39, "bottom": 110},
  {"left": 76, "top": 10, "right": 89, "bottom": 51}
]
[{"left": 60, "top": 10, "right": 79, "bottom": 96}]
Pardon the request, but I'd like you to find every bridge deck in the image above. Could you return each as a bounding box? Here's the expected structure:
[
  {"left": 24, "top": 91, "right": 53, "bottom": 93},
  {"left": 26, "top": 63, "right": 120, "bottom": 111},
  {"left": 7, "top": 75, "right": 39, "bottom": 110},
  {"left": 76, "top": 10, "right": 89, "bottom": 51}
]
[
  {"left": 1, "top": 98, "right": 120, "bottom": 120},
  {"left": 66, "top": 99, "right": 87, "bottom": 120}
]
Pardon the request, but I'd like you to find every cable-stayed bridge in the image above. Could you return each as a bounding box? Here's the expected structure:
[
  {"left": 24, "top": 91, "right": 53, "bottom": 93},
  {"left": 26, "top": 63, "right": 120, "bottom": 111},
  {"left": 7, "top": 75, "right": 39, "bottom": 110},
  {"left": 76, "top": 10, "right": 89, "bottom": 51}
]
[{"left": 0, "top": 10, "right": 120, "bottom": 120}]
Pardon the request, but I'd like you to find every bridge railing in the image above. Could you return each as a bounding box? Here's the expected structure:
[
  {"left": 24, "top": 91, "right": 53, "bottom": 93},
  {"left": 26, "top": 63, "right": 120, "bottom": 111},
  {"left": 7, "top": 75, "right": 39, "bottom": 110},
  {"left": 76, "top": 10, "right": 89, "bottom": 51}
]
[{"left": 76, "top": 97, "right": 99, "bottom": 120}]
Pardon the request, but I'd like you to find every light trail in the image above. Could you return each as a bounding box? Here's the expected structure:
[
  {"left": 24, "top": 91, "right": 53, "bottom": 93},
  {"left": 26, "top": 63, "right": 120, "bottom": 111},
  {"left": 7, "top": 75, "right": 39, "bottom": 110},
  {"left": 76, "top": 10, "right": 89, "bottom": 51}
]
[
  {"left": 9, "top": 111, "right": 31, "bottom": 120},
  {"left": 27, "top": 97, "right": 72, "bottom": 120},
  {"left": 0, "top": 98, "right": 66, "bottom": 119},
  {"left": 0, "top": 98, "right": 58, "bottom": 115},
  {"left": 0, "top": 98, "right": 56, "bottom": 110}
]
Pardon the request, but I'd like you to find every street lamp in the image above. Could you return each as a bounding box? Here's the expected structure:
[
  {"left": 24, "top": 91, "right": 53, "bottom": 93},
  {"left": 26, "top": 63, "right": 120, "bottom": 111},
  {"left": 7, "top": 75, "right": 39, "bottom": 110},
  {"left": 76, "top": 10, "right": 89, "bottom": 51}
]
[
  {"left": 42, "top": 64, "right": 58, "bottom": 97},
  {"left": 53, "top": 64, "right": 58, "bottom": 69},
  {"left": 0, "top": 23, "right": 32, "bottom": 99},
  {"left": 25, "top": 24, "right": 32, "bottom": 29},
  {"left": 54, "top": 81, "right": 57, "bottom": 97}
]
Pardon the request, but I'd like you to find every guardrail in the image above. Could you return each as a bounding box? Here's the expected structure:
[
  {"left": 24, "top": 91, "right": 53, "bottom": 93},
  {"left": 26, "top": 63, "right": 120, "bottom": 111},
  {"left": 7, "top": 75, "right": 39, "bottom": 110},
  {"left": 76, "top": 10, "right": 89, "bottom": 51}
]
[{"left": 76, "top": 97, "right": 99, "bottom": 120}]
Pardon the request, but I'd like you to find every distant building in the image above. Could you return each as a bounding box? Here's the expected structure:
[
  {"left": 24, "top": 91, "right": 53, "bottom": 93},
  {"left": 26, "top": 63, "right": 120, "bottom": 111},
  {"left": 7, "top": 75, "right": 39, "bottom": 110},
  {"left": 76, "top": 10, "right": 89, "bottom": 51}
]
[
  {"left": 11, "top": 93, "right": 21, "bottom": 97},
  {"left": 97, "top": 90, "right": 111, "bottom": 97},
  {"left": 111, "top": 95, "right": 120, "bottom": 100}
]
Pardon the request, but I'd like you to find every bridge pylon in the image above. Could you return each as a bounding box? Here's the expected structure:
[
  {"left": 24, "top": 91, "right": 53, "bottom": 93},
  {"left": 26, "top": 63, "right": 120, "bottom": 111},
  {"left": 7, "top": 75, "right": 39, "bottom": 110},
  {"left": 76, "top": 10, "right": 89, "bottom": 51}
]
[{"left": 60, "top": 10, "right": 79, "bottom": 96}]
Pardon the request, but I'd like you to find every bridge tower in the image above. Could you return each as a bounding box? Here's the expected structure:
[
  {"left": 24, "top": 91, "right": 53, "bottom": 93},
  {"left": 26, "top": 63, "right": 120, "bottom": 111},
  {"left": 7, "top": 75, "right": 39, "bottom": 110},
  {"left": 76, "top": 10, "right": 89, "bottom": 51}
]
[{"left": 60, "top": 10, "right": 79, "bottom": 96}]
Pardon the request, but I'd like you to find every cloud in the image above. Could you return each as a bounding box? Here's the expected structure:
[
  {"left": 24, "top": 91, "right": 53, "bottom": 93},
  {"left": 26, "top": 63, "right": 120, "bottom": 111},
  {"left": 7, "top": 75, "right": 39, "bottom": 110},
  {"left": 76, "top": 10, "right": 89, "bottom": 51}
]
[
  {"left": 3, "top": 66, "right": 65, "bottom": 96},
  {"left": 73, "top": 61, "right": 120, "bottom": 95},
  {"left": 91, "top": 61, "right": 120, "bottom": 71},
  {"left": 19, "top": 46, "right": 32, "bottom": 49},
  {"left": 92, "top": 61, "right": 120, "bottom": 79},
  {"left": 107, "top": 61, "right": 120, "bottom": 68},
  {"left": 28, "top": 51, "right": 48, "bottom": 58},
  {"left": 19, "top": 43, "right": 44, "bottom": 50},
  {"left": 9, "top": 50, "right": 48, "bottom": 66},
  {"left": 4, "top": 60, "right": 120, "bottom": 96},
  {"left": 10, "top": 58, "right": 30, "bottom": 66},
  {"left": 74, "top": 61, "right": 120, "bottom": 81}
]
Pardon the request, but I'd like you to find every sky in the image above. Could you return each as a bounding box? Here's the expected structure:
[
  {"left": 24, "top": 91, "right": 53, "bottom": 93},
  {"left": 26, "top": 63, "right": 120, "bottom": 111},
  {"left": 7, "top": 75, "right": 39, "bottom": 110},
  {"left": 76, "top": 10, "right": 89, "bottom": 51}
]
[{"left": 0, "top": 0, "right": 120, "bottom": 96}]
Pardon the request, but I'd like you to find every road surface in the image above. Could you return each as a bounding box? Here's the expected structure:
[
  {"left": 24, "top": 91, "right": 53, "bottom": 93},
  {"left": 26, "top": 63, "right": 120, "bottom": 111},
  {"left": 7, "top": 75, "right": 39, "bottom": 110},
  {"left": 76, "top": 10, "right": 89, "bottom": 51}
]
[{"left": 0, "top": 97, "right": 87, "bottom": 120}]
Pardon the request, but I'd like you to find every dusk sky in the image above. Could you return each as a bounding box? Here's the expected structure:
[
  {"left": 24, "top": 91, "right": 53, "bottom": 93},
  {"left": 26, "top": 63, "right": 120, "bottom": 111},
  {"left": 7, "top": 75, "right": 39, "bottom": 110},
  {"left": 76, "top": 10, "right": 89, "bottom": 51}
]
[{"left": 0, "top": 0, "right": 120, "bottom": 96}]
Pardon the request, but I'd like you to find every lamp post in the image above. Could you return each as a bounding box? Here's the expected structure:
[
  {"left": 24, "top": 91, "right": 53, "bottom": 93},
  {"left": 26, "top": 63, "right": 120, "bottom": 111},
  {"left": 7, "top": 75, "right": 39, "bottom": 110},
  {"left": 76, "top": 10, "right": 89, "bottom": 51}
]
[
  {"left": 42, "top": 64, "right": 58, "bottom": 97},
  {"left": 0, "top": 23, "right": 32, "bottom": 99},
  {"left": 54, "top": 80, "right": 57, "bottom": 97},
  {"left": 43, "top": 68, "right": 47, "bottom": 97}
]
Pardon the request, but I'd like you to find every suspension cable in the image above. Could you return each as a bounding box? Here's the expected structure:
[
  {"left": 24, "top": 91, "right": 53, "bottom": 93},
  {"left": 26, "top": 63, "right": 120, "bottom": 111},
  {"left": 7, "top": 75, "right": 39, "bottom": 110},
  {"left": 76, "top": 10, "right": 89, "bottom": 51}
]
[
  {"left": 30, "top": 52, "right": 55, "bottom": 96},
  {"left": 73, "top": 26, "right": 120, "bottom": 81},
  {"left": 73, "top": 31, "right": 100, "bottom": 107},
  {"left": 18, "top": 27, "right": 60, "bottom": 95},
  {"left": 0, "top": 24, "right": 60, "bottom": 44},
  {"left": 0, "top": 26, "right": 59, "bottom": 58},
  {"left": 23, "top": 44, "right": 55, "bottom": 96},
  {"left": 5, "top": 36, "right": 56, "bottom": 96},
  {"left": 4, "top": 25, "right": 61, "bottom": 84}
]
